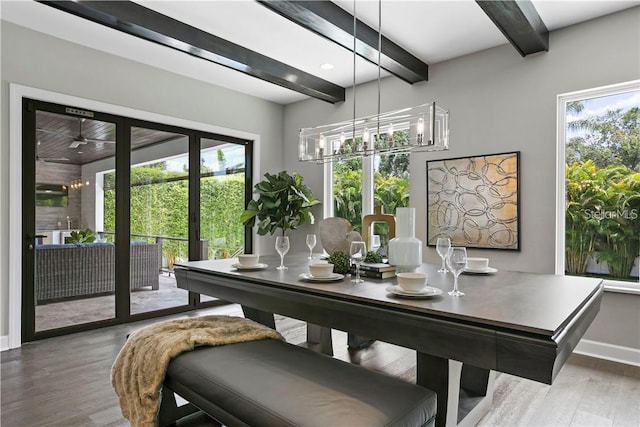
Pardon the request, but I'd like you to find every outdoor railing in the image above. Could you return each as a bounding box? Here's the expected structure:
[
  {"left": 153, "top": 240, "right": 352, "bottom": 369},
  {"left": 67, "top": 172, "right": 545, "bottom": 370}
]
[{"left": 101, "top": 232, "right": 242, "bottom": 272}]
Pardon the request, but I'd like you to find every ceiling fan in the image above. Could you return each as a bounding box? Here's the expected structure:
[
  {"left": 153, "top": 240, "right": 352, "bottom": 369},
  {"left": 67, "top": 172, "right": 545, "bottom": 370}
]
[
  {"left": 36, "top": 140, "right": 69, "bottom": 163},
  {"left": 37, "top": 117, "right": 116, "bottom": 149}
]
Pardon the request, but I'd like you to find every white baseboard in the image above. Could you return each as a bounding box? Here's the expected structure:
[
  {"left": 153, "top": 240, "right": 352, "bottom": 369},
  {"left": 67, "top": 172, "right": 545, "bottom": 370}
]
[
  {"left": 1, "top": 335, "right": 9, "bottom": 352},
  {"left": 574, "top": 339, "right": 640, "bottom": 367}
]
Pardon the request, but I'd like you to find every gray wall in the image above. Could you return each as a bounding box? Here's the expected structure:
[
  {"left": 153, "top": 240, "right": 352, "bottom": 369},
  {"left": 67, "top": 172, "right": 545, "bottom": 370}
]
[
  {"left": 284, "top": 8, "right": 640, "bottom": 351},
  {"left": 0, "top": 21, "right": 284, "bottom": 338}
]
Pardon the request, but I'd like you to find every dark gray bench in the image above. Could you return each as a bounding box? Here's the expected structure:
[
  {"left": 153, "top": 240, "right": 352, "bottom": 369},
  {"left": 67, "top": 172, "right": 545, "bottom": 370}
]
[{"left": 159, "top": 339, "right": 437, "bottom": 427}]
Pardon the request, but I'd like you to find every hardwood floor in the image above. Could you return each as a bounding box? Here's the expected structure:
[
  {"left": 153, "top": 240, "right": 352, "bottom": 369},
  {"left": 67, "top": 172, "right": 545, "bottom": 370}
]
[{"left": 2, "top": 304, "right": 639, "bottom": 426}]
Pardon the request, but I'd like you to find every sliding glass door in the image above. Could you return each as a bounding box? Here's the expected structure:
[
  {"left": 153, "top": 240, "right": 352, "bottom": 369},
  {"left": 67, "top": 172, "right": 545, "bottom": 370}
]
[
  {"left": 22, "top": 99, "right": 253, "bottom": 342},
  {"left": 127, "top": 126, "right": 191, "bottom": 315},
  {"left": 30, "top": 108, "right": 118, "bottom": 334}
]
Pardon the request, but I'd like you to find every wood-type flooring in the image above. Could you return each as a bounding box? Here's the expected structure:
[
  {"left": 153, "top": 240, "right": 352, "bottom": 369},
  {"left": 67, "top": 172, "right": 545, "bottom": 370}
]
[{"left": 2, "top": 304, "right": 639, "bottom": 426}]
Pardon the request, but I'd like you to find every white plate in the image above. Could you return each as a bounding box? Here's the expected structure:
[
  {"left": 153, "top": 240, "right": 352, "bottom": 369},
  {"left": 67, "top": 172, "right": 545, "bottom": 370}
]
[
  {"left": 231, "top": 263, "right": 268, "bottom": 271},
  {"left": 463, "top": 266, "right": 497, "bottom": 274},
  {"left": 299, "top": 273, "right": 345, "bottom": 282},
  {"left": 386, "top": 285, "right": 443, "bottom": 298}
]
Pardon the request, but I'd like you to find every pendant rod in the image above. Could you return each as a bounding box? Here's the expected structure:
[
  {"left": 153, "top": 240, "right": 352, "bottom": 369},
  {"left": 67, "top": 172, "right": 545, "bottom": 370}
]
[
  {"left": 377, "top": 0, "right": 382, "bottom": 150},
  {"left": 352, "top": 0, "right": 357, "bottom": 146}
]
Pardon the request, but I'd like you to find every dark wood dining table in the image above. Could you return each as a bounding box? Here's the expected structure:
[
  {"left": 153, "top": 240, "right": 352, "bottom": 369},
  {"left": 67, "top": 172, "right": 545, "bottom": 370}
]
[{"left": 174, "top": 254, "right": 603, "bottom": 427}]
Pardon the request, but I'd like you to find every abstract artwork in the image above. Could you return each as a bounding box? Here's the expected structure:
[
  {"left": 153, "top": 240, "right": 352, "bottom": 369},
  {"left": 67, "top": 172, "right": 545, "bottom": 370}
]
[{"left": 426, "top": 151, "right": 520, "bottom": 250}]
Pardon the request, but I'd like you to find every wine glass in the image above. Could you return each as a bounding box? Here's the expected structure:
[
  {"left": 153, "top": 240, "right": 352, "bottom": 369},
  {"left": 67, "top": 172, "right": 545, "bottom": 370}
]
[
  {"left": 350, "top": 241, "right": 367, "bottom": 283},
  {"left": 436, "top": 237, "right": 451, "bottom": 273},
  {"left": 445, "top": 246, "right": 467, "bottom": 296},
  {"left": 275, "top": 236, "right": 290, "bottom": 270},
  {"left": 306, "top": 234, "right": 317, "bottom": 259}
]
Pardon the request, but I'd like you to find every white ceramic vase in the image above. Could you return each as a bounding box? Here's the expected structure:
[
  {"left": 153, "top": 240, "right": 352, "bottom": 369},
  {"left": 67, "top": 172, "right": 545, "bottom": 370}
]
[{"left": 388, "top": 207, "right": 422, "bottom": 273}]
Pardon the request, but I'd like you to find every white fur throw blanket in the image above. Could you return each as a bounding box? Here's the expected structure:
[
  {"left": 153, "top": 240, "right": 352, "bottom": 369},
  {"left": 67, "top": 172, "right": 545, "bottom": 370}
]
[{"left": 111, "top": 315, "right": 283, "bottom": 427}]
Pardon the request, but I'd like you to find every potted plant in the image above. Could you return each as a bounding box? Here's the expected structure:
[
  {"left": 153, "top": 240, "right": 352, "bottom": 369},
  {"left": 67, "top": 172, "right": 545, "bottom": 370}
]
[
  {"left": 241, "top": 171, "right": 320, "bottom": 236},
  {"left": 67, "top": 227, "right": 96, "bottom": 244}
]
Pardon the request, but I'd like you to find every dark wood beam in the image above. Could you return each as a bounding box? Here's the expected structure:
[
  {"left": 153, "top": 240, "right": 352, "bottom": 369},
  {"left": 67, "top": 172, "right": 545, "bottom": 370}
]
[
  {"left": 476, "top": 0, "right": 549, "bottom": 56},
  {"left": 38, "top": 1, "right": 345, "bottom": 103},
  {"left": 257, "top": 0, "right": 428, "bottom": 84}
]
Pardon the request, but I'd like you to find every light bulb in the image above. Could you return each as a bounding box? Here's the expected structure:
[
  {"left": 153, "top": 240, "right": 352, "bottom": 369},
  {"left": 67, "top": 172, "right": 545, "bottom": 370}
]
[{"left": 318, "top": 134, "right": 325, "bottom": 157}]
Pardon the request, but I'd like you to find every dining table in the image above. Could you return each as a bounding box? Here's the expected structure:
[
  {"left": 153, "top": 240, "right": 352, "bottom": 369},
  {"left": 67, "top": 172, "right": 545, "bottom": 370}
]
[{"left": 174, "top": 254, "right": 603, "bottom": 427}]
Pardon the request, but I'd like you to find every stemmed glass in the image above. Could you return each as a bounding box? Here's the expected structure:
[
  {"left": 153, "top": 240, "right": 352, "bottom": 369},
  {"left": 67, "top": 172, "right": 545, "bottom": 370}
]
[
  {"left": 446, "top": 246, "right": 467, "bottom": 296},
  {"left": 306, "top": 234, "right": 317, "bottom": 259},
  {"left": 275, "top": 236, "right": 290, "bottom": 270},
  {"left": 349, "top": 241, "right": 367, "bottom": 283},
  {"left": 436, "top": 237, "right": 451, "bottom": 273}
]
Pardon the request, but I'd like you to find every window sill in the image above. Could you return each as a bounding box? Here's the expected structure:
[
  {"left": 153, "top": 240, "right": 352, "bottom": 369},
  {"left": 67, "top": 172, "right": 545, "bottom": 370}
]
[{"left": 603, "top": 279, "right": 640, "bottom": 295}]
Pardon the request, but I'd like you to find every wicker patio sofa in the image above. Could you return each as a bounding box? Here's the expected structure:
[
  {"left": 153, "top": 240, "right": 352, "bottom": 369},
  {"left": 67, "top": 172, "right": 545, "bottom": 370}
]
[{"left": 34, "top": 242, "right": 161, "bottom": 303}]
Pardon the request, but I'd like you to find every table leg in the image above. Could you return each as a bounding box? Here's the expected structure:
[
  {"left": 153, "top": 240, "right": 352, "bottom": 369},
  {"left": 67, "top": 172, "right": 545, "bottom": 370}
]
[
  {"left": 306, "top": 323, "right": 334, "bottom": 356},
  {"left": 347, "top": 334, "right": 376, "bottom": 349},
  {"left": 241, "top": 306, "right": 276, "bottom": 329},
  {"left": 417, "top": 352, "right": 449, "bottom": 427},
  {"left": 416, "top": 352, "right": 495, "bottom": 427}
]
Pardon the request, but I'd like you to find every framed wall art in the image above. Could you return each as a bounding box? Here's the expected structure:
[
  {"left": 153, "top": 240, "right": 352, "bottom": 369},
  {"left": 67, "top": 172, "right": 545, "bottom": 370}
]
[{"left": 426, "top": 151, "right": 520, "bottom": 250}]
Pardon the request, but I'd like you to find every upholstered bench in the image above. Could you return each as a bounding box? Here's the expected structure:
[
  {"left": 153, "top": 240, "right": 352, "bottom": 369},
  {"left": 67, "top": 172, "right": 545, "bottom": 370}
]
[{"left": 159, "top": 339, "right": 437, "bottom": 427}]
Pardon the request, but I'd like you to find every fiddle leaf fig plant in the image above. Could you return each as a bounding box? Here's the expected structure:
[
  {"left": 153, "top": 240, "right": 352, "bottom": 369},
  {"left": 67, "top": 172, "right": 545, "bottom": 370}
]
[
  {"left": 240, "top": 171, "right": 320, "bottom": 237},
  {"left": 68, "top": 228, "right": 96, "bottom": 244}
]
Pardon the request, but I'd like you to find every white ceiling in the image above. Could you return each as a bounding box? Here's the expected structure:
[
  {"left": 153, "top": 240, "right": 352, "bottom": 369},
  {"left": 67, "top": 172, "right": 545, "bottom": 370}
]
[{"left": 2, "top": 0, "right": 638, "bottom": 104}]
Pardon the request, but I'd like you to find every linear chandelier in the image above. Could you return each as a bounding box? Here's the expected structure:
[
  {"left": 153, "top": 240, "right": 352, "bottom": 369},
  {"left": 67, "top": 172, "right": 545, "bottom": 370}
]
[
  {"left": 299, "top": 102, "right": 449, "bottom": 163},
  {"left": 298, "top": 1, "right": 449, "bottom": 164}
]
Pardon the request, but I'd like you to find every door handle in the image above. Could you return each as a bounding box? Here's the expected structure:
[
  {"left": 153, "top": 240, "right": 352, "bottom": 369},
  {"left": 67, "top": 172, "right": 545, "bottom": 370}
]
[
  {"left": 27, "top": 233, "right": 46, "bottom": 240},
  {"left": 27, "top": 233, "right": 47, "bottom": 250}
]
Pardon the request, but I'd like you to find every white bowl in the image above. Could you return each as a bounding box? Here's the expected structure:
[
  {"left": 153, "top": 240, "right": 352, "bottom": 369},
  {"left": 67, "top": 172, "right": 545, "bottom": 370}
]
[
  {"left": 238, "top": 254, "right": 260, "bottom": 267},
  {"left": 466, "top": 257, "right": 489, "bottom": 270},
  {"left": 396, "top": 272, "right": 427, "bottom": 292},
  {"left": 309, "top": 263, "right": 334, "bottom": 278}
]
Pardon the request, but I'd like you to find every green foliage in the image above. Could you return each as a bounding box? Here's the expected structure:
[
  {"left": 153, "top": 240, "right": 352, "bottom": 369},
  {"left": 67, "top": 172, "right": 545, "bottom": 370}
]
[
  {"left": 67, "top": 228, "right": 96, "bottom": 244},
  {"left": 567, "top": 107, "right": 640, "bottom": 170},
  {"left": 565, "top": 102, "right": 639, "bottom": 280},
  {"left": 104, "top": 165, "right": 247, "bottom": 264},
  {"left": 201, "top": 176, "right": 246, "bottom": 258},
  {"left": 365, "top": 251, "right": 383, "bottom": 263},
  {"left": 241, "top": 171, "right": 320, "bottom": 237},
  {"left": 332, "top": 150, "right": 410, "bottom": 236},
  {"left": 565, "top": 161, "right": 604, "bottom": 274},
  {"left": 333, "top": 165, "right": 363, "bottom": 231},
  {"left": 327, "top": 251, "right": 350, "bottom": 274},
  {"left": 592, "top": 166, "right": 639, "bottom": 278},
  {"left": 565, "top": 161, "right": 639, "bottom": 279}
]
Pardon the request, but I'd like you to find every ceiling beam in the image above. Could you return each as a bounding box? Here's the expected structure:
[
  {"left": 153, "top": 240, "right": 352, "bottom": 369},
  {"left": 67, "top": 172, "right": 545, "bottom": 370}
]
[
  {"left": 257, "top": 0, "right": 428, "bottom": 84},
  {"left": 476, "top": 0, "right": 549, "bottom": 56},
  {"left": 38, "top": 1, "right": 345, "bottom": 103}
]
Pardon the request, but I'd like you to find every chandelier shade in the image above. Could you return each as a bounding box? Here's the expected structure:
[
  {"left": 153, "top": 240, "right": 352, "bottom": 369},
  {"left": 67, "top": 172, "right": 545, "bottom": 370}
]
[{"left": 298, "top": 102, "right": 449, "bottom": 163}]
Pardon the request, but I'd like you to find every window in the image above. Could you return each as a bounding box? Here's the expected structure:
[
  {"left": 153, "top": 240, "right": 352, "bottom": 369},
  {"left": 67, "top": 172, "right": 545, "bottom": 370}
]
[
  {"left": 557, "top": 80, "right": 639, "bottom": 290},
  {"left": 327, "top": 130, "right": 410, "bottom": 255}
]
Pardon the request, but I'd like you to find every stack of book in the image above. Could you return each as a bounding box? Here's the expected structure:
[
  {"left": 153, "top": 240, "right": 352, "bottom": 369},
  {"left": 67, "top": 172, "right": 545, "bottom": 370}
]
[{"left": 351, "top": 262, "right": 397, "bottom": 279}]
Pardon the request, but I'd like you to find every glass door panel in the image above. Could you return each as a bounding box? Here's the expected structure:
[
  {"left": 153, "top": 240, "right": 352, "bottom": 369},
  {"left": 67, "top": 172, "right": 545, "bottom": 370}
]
[
  {"left": 34, "top": 111, "right": 117, "bottom": 332},
  {"left": 129, "top": 126, "right": 190, "bottom": 315},
  {"left": 199, "top": 138, "right": 247, "bottom": 302},
  {"left": 200, "top": 139, "right": 247, "bottom": 259}
]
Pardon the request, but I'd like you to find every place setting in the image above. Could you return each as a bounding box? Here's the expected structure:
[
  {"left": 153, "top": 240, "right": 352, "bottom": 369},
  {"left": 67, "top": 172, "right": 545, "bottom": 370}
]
[
  {"left": 298, "top": 262, "right": 345, "bottom": 283},
  {"left": 231, "top": 254, "right": 268, "bottom": 271},
  {"left": 386, "top": 272, "right": 443, "bottom": 299},
  {"left": 463, "top": 257, "right": 497, "bottom": 275}
]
